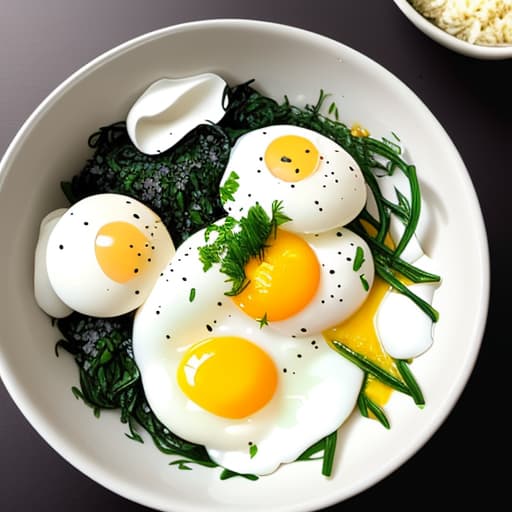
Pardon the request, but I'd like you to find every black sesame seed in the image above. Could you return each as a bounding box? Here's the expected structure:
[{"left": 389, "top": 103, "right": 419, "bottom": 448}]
[
  {"left": 133, "top": 213, "right": 140, "bottom": 219},
  {"left": 135, "top": 290, "right": 140, "bottom": 295},
  {"left": 206, "top": 324, "right": 213, "bottom": 332},
  {"left": 134, "top": 268, "right": 139, "bottom": 274},
  {"left": 329, "top": 270, "right": 335, "bottom": 274},
  {"left": 336, "top": 231, "right": 343, "bottom": 237},
  {"left": 156, "top": 311, "right": 160, "bottom": 315},
  {"left": 297, "top": 354, "right": 302, "bottom": 358},
  {"left": 83, "top": 221, "right": 89, "bottom": 226},
  {"left": 59, "top": 244, "right": 64, "bottom": 250},
  {"left": 300, "top": 328, "right": 307, "bottom": 333},
  {"left": 182, "top": 277, "right": 187, "bottom": 281}
]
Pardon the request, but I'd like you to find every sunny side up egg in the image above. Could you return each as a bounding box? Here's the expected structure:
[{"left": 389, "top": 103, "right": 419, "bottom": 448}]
[
  {"left": 133, "top": 125, "right": 377, "bottom": 475},
  {"left": 34, "top": 193, "right": 175, "bottom": 318}
]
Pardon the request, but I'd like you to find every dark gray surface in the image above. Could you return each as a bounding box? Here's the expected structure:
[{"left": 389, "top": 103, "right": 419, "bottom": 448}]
[{"left": 0, "top": 1, "right": 508, "bottom": 511}]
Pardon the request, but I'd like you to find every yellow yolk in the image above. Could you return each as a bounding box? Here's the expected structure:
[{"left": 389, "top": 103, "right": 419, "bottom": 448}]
[
  {"left": 177, "top": 336, "right": 278, "bottom": 419},
  {"left": 233, "top": 229, "right": 320, "bottom": 322},
  {"left": 324, "top": 221, "right": 402, "bottom": 410},
  {"left": 95, "top": 221, "right": 152, "bottom": 283},
  {"left": 350, "top": 123, "right": 370, "bottom": 138},
  {"left": 324, "top": 276, "right": 400, "bottom": 409},
  {"left": 264, "top": 134, "right": 320, "bottom": 182}
]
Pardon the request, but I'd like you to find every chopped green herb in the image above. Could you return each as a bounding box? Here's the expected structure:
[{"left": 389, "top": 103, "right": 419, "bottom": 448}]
[
  {"left": 257, "top": 312, "right": 269, "bottom": 329},
  {"left": 219, "top": 170, "right": 240, "bottom": 204},
  {"left": 249, "top": 443, "right": 258, "bottom": 458},
  {"left": 357, "top": 378, "right": 391, "bottom": 430},
  {"left": 198, "top": 200, "right": 290, "bottom": 296},
  {"left": 321, "top": 431, "right": 337, "bottom": 477},
  {"left": 359, "top": 273, "right": 370, "bottom": 291},
  {"left": 189, "top": 288, "right": 196, "bottom": 302},
  {"left": 353, "top": 246, "right": 365, "bottom": 271}
]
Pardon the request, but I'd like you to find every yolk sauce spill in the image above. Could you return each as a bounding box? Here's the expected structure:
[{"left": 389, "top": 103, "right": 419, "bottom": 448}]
[
  {"left": 324, "top": 221, "right": 405, "bottom": 413},
  {"left": 323, "top": 276, "right": 400, "bottom": 409}
]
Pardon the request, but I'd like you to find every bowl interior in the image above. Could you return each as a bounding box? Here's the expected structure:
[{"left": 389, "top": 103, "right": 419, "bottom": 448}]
[{"left": 0, "top": 19, "right": 489, "bottom": 512}]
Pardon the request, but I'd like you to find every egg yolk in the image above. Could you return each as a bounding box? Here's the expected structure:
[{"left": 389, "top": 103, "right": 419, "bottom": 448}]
[
  {"left": 177, "top": 336, "right": 278, "bottom": 419},
  {"left": 95, "top": 221, "right": 152, "bottom": 283},
  {"left": 233, "top": 229, "right": 320, "bottom": 322},
  {"left": 264, "top": 134, "right": 320, "bottom": 182}
]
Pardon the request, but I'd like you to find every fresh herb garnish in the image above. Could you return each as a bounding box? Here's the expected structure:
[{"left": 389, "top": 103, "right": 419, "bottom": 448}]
[
  {"left": 353, "top": 246, "right": 365, "bottom": 271},
  {"left": 198, "top": 200, "right": 291, "bottom": 296},
  {"left": 257, "top": 312, "right": 269, "bottom": 329},
  {"left": 219, "top": 170, "right": 240, "bottom": 204}
]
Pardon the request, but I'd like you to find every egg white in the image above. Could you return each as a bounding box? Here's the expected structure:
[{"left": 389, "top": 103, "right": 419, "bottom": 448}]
[
  {"left": 45, "top": 193, "right": 175, "bottom": 317},
  {"left": 367, "top": 161, "right": 441, "bottom": 360},
  {"left": 220, "top": 125, "right": 367, "bottom": 234},
  {"left": 133, "top": 226, "right": 363, "bottom": 475},
  {"left": 34, "top": 208, "right": 73, "bottom": 318}
]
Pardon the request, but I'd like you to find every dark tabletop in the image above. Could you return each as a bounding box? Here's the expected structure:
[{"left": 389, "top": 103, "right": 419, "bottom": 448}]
[{"left": 0, "top": 1, "right": 509, "bottom": 511}]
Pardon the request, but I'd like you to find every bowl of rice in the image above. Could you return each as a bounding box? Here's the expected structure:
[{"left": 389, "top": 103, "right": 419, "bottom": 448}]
[
  {"left": 394, "top": 0, "right": 512, "bottom": 59},
  {"left": 0, "top": 18, "right": 489, "bottom": 512}
]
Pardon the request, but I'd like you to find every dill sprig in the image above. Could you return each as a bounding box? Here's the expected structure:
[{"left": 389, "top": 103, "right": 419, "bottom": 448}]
[{"left": 198, "top": 200, "right": 291, "bottom": 296}]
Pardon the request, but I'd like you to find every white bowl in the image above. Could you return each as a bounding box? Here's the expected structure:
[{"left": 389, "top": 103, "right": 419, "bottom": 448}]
[
  {"left": 394, "top": 0, "right": 512, "bottom": 59},
  {"left": 0, "top": 19, "right": 489, "bottom": 512}
]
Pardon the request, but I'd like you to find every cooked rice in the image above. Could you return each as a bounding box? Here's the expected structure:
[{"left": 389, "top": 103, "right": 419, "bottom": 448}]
[{"left": 409, "top": 0, "right": 512, "bottom": 45}]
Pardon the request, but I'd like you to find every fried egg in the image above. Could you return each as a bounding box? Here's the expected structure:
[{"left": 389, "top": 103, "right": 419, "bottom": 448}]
[
  {"left": 232, "top": 226, "right": 374, "bottom": 337},
  {"left": 219, "top": 125, "right": 367, "bottom": 234},
  {"left": 37, "top": 193, "right": 174, "bottom": 317},
  {"left": 132, "top": 226, "right": 364, "bottom": 475}
]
